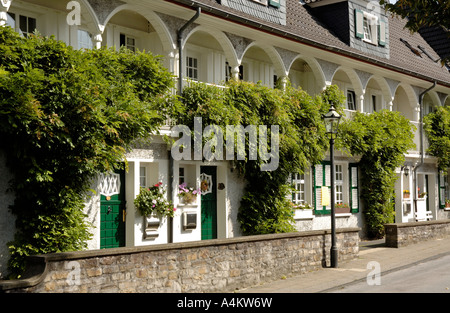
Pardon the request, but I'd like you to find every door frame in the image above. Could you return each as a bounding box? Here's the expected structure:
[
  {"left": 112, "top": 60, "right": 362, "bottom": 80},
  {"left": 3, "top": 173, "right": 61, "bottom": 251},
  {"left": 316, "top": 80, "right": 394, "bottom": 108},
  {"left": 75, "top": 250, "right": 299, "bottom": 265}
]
[
  {"left": 99, "top": 169, "right": 126, "bottom": 249},
  {"left": 200, "top": 166, "right": 218, "bottom": 240}
]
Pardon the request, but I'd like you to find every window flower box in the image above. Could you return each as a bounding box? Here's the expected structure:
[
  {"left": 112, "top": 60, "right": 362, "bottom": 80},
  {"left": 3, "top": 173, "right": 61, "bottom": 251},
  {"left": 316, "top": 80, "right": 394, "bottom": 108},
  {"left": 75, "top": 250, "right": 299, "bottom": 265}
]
[
  {"left": 292, "top": 202, "right": 314, "bottom": 219},
  {"left": 335, "top": 203, "right": 351, "bottom": 214}
]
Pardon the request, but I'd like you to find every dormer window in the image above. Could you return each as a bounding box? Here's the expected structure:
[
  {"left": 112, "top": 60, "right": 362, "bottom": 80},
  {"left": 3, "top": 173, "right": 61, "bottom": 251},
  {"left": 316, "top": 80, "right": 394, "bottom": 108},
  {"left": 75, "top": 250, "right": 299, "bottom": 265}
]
[
  {"left": 362, "top": 12, "right": 378, "bottom": 45},
  {"left": 355, "top": 9, "right": 387, "bottom": 47},
  {"left": 250, "top": 0, "right": 280, "bottom": 8}
]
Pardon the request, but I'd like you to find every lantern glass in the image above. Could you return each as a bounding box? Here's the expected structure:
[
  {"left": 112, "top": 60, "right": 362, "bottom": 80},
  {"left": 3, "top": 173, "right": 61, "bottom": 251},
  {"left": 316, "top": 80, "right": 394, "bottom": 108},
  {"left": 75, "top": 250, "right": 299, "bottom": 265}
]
[{"left": 323, "top": 105, "right": 341, "bottom": 136}]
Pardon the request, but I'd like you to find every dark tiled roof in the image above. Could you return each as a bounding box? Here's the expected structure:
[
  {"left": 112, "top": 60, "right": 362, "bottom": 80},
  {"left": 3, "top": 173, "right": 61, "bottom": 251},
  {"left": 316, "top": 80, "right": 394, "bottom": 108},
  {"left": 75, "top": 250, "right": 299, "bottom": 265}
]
[{"left": 173, "top": 0, "right": 450, "bottom": 86}]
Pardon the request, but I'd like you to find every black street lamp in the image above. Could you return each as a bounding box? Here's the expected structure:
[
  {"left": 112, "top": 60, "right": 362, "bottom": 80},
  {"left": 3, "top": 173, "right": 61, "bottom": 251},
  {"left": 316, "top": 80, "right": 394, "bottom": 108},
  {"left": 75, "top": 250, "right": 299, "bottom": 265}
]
[{"left": 322, "top": 103, "right": 341, "bottom": 268}]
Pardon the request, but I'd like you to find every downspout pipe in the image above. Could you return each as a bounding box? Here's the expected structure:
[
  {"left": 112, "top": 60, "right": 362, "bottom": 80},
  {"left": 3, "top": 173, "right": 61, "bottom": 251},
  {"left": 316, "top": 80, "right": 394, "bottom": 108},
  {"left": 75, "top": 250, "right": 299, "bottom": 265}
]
[
  {"left": 177, "top": 7, "right": 201, "bottom": 95},
  {"left": 413, "top": 81, "right": 436, "bottom": 201}
]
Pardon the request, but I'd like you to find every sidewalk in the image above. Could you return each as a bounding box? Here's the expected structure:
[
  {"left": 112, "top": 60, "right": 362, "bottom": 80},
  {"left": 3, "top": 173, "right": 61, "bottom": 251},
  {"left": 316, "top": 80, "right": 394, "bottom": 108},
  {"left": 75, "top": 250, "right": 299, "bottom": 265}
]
[{"left": 239, "top": 237, "right": 450, "bottom": 293}]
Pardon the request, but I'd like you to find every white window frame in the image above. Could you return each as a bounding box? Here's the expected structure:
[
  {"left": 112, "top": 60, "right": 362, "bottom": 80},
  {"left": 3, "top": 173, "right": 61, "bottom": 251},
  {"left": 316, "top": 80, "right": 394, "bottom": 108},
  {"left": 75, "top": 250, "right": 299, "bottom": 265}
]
[
  {"left": 251, "top": 0, "right": 268, "bottom": 5},
  {"left": 335, "top": 164, "right": 344, "bottom": 204},
  {"left": 120, "top": 33, "right": 136, "bottom": 52},
  {"left": 363, "top": 12, "right": 378, "bottom": 45},
  {"left": 7, "top": 11, "right": 37, "bottom": 38},
  {"left": 347, "top": 90, "right": 357, "bottom": 111},
  {"left": 139, "top": 166, "right": 146, "bottom": 188},
  {"left": 292, "top": 173, "right": 306, "bottom": 206},
  {"left": 186, "top": 56, "right": 199, "bottom": 81}
]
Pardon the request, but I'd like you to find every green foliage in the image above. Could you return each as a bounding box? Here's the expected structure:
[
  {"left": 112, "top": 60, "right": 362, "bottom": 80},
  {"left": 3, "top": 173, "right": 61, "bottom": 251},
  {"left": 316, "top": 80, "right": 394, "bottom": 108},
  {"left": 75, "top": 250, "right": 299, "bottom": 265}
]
[
  {"left": 380, "top": 0, "right": 450, "bottom": 31},
  {"left": 0, "top": 27, "right": 176, "bottom": 277},
  {"left": 424, "top": 106, "right": 450, "bottom": 170},
  {"left": 180, "top": 81, "right": 340, "bottom": 235},
  {"left": 379, "top": 0, "right": 450, "bottom": 64},
  {"left": 134, "top": 183, "right": 176, "bottom": 218},
  {"left": 338, "top": 110, "right": 415, "bottom": 238}
]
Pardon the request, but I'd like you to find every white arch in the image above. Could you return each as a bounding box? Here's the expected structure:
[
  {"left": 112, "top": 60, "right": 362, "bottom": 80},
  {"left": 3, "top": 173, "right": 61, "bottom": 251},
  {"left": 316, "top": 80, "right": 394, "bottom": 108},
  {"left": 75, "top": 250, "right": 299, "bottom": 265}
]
[
  {"left": 366, "top": 75, "right": 395, "bottom": 108},
  {"left": 331, "top": 66, "right": 364, "bottom": 96},
  {"left": 102, "top": 4, "right": 175, "bottom": 52},
  {"left": 392, "top": 83, "right": 419, "bottom": 121},
  {"left": 424, "top": 90, "right": 441, "bottom": 107},
  {"left": 287, "top": 55, "right": 326, "bottom": 90},
  {"left": 240, "top": 41, "right": 287, "bottom": 77},
  {"left": 78, "top": 0, "right": 103, "bottom": 34},
  {"left": 393, "top": 83, "right": 418, "bottom": 108},
  {"left": 183, "top": 25, "right": 239, "bottom": 67}
]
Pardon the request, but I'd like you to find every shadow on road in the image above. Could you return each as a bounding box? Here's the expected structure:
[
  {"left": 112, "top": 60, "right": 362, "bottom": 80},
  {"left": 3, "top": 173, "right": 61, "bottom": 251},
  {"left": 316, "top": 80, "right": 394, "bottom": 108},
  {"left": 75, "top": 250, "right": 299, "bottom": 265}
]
[{"left": 359, "top": 238, "right": 386, "bottom": 250}]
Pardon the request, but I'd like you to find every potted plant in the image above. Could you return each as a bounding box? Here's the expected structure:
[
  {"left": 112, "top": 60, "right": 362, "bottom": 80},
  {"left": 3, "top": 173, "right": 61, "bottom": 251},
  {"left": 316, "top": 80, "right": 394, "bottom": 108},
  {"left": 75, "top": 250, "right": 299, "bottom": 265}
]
[
  {"left": 178, "top": 182, "right": 200, "bottom": 204},
  {"left": 418, "top": 192, "right": 427, "bottom": 198},
  {"left": 403, "top": 190, "right": 410, "bottom": 199},
  {"left": 134, "top": 182, "right": 176, "bottom": 219},
  {"left": 445, "top": 199, "right": 450, "bottom": 209},
  {"left": 335, "top": 202, "right": 351, "bottom": 214}
]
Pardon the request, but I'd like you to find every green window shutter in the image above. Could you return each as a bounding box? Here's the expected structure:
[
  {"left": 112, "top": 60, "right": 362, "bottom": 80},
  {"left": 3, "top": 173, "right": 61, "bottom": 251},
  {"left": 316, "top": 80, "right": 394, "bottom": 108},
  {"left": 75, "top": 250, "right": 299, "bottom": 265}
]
[
  {"left": 313, "top": 162, "right": 331, "bottom": 215},
  {"left": 354, "top": 9, "right": 364, "bottom": 39},
  {"left": 349, "top": 163, "right": 359, "bottom": 213},
  {"left": 439, "top": 170, "right": 446, "bottom": 209},
  {"left": 269, "top": 0, "right": 281, "bottom": 8},
  {"left": 378, "top": 19, "right": 387, "bottom": 46}
]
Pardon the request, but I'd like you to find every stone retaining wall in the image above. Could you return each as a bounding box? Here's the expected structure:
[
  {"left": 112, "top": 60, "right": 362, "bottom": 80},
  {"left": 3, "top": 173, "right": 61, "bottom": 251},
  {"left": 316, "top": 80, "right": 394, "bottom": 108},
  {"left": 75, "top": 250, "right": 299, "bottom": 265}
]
[
  {"left": 385, "top": 219, "right": 450, "bottom": 248},
  {"left": 0, "top": 228, "right": 360, "bottom": 293}
]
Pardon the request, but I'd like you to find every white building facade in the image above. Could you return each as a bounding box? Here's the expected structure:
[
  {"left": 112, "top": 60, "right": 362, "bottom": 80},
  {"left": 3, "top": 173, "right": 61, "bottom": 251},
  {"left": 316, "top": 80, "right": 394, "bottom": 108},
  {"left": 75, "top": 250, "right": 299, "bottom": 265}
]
[{"left": 1, "top": 0, "right": 450, "bottom": 276}]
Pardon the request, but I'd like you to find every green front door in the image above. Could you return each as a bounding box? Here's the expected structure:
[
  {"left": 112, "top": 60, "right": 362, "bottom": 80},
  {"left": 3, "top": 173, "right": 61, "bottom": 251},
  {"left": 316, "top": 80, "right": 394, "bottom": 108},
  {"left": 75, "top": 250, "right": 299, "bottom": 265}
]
[
  {"left": 100, "top": 170, "right": 126, "bottom": 249},
  {"left": 201, "top": 166, "right": 217, "bottom": 240}
]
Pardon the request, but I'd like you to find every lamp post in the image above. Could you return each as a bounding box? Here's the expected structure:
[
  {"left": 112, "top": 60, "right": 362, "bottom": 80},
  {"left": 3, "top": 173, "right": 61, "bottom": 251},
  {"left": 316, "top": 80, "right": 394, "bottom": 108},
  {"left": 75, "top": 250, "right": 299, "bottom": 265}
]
[{"left": 322, "top": 103, "right": 341, "bottom": 268}]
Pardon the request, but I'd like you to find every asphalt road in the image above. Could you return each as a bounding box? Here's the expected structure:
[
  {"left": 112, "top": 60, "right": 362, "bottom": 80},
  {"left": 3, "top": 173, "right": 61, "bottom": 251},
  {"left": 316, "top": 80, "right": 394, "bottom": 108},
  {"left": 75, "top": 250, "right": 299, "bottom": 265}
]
[{"left": 331, "top": 254, "right": 450, "bottom": 293}]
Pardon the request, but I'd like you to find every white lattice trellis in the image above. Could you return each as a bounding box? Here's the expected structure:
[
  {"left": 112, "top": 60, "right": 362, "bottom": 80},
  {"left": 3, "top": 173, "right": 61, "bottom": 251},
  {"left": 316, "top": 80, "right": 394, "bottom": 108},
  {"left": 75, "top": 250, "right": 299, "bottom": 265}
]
[{"left": 99, "top": 173, "right": 121, "bottom": 197}]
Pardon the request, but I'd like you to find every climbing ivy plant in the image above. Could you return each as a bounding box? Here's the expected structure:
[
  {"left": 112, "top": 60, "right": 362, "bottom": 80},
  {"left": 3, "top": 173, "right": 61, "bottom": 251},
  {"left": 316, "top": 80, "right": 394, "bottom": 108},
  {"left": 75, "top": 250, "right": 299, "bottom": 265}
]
[
  {"left": 424, "top": 106, "right": 450, "bottom": 170},
  {"left": 180, "top": 81, "right": 345, "bottom": 235},
  {"left": 0, "top": 27, "right": 177, "bottom": 277},
  {"left": 338, "top": 110, "right": 416, "bottom": 238}
]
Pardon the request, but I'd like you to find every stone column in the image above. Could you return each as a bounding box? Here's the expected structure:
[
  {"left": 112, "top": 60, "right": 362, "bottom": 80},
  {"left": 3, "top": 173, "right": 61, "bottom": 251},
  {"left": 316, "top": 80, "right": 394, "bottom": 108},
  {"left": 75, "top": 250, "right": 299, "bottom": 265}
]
[
  {"left": 93, "top": 33, "right": 103, "bottom": 49},
  {"left": 230, "top": 65, "right": 240, "bottom": 81},
  {"left": 358, "top": 93, "right": 365, "bottom": 113},
  {"left": 279, "top": 76, "right": 289, "bottom": 90}
]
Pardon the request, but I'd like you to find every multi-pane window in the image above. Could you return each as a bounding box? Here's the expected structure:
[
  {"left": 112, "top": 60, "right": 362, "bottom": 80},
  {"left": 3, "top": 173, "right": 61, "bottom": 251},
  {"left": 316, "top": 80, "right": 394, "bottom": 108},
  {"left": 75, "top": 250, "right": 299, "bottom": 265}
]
[
  {"left": 19, "top": 15, "right": 36, "bottom": 38},
  {"left": 363, "top": 17, "right": 372, "bottom": 42},
  {"left": 347, "top": 90, "right": 356, "bottom": 111},
  {"left": 120, "top": 33, "right": 136, "bottom": 52},
  {"left": 363, "top": 13, "right": 378, "bottom": 45},
  {"left": 335, "top": 164, "right": 344, "bottom": 204},
  {"left": 292, "top": 173, "right": 305, "bottom": 205},
  {"left": 8, "top": 13, "right": 36, "bottom": 38},
  {"left": 78, "top": 30, "right": 93, "bottom": 50},
  {"left": 179, "top": 167, "right": 185, "bottom": 185},
  {"left": 139, "top": 167, "right": 146, "bottom": 188},
  {"left": 186, "top": 56, "right": 198, "bottom": 80}
]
